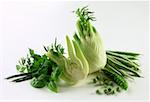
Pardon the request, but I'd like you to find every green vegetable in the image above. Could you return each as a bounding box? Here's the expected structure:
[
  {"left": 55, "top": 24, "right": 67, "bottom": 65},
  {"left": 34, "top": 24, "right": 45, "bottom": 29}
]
[
  {"left": 46, "top": 35, "right": 89, "bottom": 85},
  {"left": 103, "top": 87, "right": 116, "bottom": 95},
  {"left": 73, "top": 6, "right": 107, "bottom": 73},
  {"left": 108, "top": 51, "right": 140, "bottom": 57},
  {"left": 107, "top": 55, "right": 141, "bottom": 77},
  {"left": 31, "top": 74, "right": 47, "bottom": 88},
  {"left": 106, "top": 51, "right": 140, "bottom": 70},
  {"left": 96, "top": 89, "right": 102, "bottom": 95},
  {"left": 6, "top": 6, "right": 142, "bottom": 96},
  {"left": 12, "top": 75, "right": 33, "bottom": 82},
  {"left": 102, "top": 67, "right": 128, "bottom": 90},
  {"left": 6, "top": 42, "right": 63, "bottom": 92},
  {"left": 47, "top": 66, "right": 62, "bottom": 92},
  {"left": 47, "top": 80, "right": 58, "bottom": 93},
  {"left": 92, "top": 50, "right": 141, "bottom": 95},
  {"left": 116, "top": 87, "right": 121, "bottom": 92}
]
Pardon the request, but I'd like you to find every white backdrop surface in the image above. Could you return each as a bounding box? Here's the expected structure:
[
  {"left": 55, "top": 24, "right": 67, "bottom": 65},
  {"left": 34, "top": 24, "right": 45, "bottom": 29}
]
[{"left": 0, "top": 1, "right": 149, "bottom": 102}]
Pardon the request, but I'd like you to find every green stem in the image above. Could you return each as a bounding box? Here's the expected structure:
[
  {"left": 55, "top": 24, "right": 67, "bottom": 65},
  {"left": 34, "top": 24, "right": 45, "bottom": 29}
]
[
  {"left": 12, "top": 75, "right": 32, "bottom": 82},
  {"left": 5, "top": 71, "right": 36, "bottom": 79}
]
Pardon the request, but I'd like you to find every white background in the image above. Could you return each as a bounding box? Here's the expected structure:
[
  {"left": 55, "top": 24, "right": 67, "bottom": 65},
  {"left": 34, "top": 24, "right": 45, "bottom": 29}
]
[{"left": 0, "top": 1, "right": 149, "bottom": 102}]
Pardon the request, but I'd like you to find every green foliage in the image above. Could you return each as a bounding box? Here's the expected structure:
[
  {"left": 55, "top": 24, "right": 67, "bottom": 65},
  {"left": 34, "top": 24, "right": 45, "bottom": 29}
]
[
  {"left": 7, "top": 41, "right": 63, "bottom": 93},
  {"left": 31, "top": 74, "right": 47, "bottom": 88},
  {"left": 47, "top": 80, "right": 58, "bottom": 93}
]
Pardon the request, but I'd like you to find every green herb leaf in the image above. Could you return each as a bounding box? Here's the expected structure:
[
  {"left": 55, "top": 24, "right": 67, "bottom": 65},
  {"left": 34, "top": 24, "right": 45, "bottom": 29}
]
[
  {"left": 31, "top": 74, "right": 47, "bottom": 88},
  {"left": 47, "top": 80, "right": 58, "bottom": 93}
]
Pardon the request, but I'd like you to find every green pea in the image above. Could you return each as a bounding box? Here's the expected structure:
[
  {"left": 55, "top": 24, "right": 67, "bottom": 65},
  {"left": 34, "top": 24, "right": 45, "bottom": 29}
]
[{"left": 96, "top": 89, "right": 102, "bottom": 95}]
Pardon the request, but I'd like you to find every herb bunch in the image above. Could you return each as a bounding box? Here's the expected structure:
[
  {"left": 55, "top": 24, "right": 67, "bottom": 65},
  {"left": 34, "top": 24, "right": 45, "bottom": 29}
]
[{"left": 6, "top": 40, "right": 64, "bottom": 92}]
